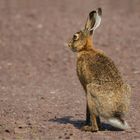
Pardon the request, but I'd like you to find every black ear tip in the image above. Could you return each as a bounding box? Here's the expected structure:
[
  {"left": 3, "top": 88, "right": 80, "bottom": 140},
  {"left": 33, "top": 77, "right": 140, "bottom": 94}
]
[
  {"left": 98, "top": 8, "right": 102, "bottom": 16},
  {"left": 89, "top": 10, "right": 96, "bottom": 18}
]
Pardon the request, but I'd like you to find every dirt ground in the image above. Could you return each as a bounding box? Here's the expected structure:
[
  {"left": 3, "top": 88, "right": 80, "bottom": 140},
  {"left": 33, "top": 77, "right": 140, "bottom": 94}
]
[{"left": 0, "top": 0, "right": 140, "bottom": 139}]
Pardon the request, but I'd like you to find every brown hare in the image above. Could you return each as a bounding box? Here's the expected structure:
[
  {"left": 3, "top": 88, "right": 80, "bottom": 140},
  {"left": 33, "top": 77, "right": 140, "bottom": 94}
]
[{"left": 67, "top": 8, "right": 131, "bottom": 132}]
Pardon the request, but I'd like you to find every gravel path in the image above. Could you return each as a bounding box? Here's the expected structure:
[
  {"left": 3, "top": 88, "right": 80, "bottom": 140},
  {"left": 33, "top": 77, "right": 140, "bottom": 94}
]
[{"left": 0, "top": 0, "right": 140, "bottom": 139}]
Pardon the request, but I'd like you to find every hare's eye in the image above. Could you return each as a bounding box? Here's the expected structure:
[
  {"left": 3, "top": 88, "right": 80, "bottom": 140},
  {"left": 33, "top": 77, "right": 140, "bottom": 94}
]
[{"left": 73, "top": 34, "right": 79, "bottom": 41}]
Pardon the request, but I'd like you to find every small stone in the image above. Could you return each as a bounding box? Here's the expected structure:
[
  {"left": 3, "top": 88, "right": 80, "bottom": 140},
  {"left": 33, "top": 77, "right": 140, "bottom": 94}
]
[
  {"left": 5, "top": 129, "right": 10, "bottom": 133},
  {"left": 40, "top": 97, "right": 45, "bottom": 100},
  {"left": 65, "top": 136, "right": 70, "bottom": 139},
  {"left": 58, "top": 136, "right": 62, "bottom": 139},
  {"left": 37, "top": 24, "right": 43, "bottom": 29},
  {"left": 18, "top": 126, "right": 22, "bottom": 129},
  {"left": 133, "top": 71, "right": 140, "bottom": 74},
  {"left": 70, "top": 133, "right": 73, "bottom": 136},
  {"left": 27, "top": 122, "right": 32, "bottom": 126},
  {"left": 64, "top": 132, "right": 67, "bottom": 135}
]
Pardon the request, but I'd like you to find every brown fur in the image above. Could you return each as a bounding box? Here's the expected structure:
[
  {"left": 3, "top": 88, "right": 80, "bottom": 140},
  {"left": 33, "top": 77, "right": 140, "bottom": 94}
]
[{"left": 67, "top": 8, "right": 131, "bottom": 131}]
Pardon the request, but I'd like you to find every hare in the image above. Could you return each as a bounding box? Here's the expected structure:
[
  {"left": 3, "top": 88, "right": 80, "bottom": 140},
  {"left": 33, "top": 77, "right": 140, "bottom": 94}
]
[{"left": 67, "top": 8, "right": 131, "bottom": 132}]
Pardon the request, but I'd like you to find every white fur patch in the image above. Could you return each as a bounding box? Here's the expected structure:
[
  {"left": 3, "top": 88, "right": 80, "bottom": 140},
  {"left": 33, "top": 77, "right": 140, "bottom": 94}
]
[
  {"left": 108, "top": 118, "right": 130, "bottom": 130},
  {"left": 92, "top": 12, "right": 101, "bottom": 31}
]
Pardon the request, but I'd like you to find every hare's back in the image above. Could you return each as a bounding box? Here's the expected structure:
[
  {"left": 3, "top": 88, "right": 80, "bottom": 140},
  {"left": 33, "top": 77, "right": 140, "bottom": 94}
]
[{"left": 89, "top": 52, "right": 123, "bottom": 85}]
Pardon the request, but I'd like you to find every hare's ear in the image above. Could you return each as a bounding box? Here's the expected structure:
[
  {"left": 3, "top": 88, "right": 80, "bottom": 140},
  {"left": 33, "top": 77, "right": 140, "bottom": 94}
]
[
  {"left": 85, "top": 10, "right": 96, "bottom": 31},
  {"left": 85, "top": 8, "right": 102, "bottom": 34}
]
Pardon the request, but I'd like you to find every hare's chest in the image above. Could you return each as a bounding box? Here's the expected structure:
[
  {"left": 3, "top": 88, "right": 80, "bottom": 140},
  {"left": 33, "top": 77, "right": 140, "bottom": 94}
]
[
  {"left": 76, "top": 59, "right": 83, "bottom": 77},
  {"left": 76, "top": 59, "right": 92, "bottom": 85}
]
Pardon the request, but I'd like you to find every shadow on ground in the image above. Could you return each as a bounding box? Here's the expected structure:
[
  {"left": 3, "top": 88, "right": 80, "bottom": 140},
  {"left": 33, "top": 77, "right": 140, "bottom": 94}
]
[
  {"left": 49, "top": 116, "right": 123, "bottom": 131},
  {"left": 49, "top": 116, "right": 84, "bottom": 129}
]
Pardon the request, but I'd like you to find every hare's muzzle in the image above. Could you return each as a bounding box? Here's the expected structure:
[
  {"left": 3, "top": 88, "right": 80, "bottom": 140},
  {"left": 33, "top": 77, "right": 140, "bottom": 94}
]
[
  {"left": 67, "top": 40, "right": 77, "bottom": 52},
  {"left": 68, "top": 40, "right": 72, "bottom": 48}
]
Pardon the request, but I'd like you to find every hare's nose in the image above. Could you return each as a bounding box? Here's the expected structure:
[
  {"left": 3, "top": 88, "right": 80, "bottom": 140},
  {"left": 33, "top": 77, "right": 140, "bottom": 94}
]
[
  {"left": 68, "top": 41, "right": 72, "bottom": 47},
  {"left": 68, "top": 42, "right": 71, "bottom": 47}
]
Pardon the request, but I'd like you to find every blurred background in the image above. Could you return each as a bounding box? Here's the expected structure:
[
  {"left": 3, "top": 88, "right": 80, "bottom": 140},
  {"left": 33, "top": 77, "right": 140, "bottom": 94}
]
[{"left": 0, "top": 0, "right": 140, "bottom": 139}]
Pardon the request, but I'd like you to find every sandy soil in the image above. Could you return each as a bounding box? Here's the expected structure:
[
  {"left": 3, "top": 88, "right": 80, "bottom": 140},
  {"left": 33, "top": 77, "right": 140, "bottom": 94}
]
[{"left": 0, "top": 0, "right": 140, "bottom": 139}]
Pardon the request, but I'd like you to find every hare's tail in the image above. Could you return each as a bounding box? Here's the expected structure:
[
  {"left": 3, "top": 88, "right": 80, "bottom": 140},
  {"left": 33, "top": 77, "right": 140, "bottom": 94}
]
[{"left": 108, "top": 118, "right": 130, "bottom": 130}]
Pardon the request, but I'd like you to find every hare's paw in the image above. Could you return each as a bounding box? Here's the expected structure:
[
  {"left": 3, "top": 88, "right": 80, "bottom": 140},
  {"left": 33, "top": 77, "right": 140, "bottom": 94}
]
[{"left": 81, "top": 125, "right": 98, "bottom": 132}]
